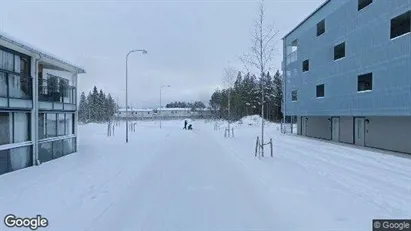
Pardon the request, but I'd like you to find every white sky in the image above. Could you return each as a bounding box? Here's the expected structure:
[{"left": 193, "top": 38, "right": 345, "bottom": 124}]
[{"left": 0, "top": 0, "right": 324, "bottom": 108}]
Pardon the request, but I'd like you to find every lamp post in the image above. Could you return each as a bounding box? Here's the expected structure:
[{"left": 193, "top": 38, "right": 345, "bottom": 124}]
[
  {"left": 159, "top": 84, "right": 171, "bottom": 129},
  {"left": 125, "top": 49, "right": 147, "bottom": 143}
]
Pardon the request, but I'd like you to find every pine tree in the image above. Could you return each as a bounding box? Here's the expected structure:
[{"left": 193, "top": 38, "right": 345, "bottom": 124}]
[
  {"left": 86, "top": 92, "right": 93, "bottom": 122},
  {"left": 273, "top": 70, "right": 283, "bottom": 121},
  {"left": 97, "top": 89, "right": 106, "bottom": 122},
  {"left": 90, "top": 86, "right": 99, "bottom": 122},
  {"left": 78, "top": 92, "right": 88, "bottom": 122}
]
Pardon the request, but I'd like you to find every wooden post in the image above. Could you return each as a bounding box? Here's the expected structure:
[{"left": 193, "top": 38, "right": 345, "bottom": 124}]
[
  {"left": 255, "top": 136, "right": 259, "bottom": 157},
  {"left": 270, "top": 138, "right": 273, "bottom": 157}
]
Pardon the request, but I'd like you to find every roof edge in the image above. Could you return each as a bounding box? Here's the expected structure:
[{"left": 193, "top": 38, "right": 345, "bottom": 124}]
[
  {"left": 0, "top": 32, "right": 86, "bottom": 74},
  {"left": 282, "top": 0, "right": 331, "bottom": 40}
]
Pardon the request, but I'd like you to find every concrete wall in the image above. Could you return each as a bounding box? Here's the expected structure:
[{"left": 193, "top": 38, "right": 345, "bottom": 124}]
[
  {"left": 365, "top": 116, "right": 411, "bottom": 154},
  {"left": 340, "top": 116, "right": 354, "bottom": 144},
  {"left": 284, "top": 0, "right": 411, "bottom": 117},
  {"left": 306, "top": 116, "right": 331, "bottom": 140}
]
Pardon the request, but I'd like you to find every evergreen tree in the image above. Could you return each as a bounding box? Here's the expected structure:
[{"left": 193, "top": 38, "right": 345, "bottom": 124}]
[
  {"left": 90, "top": 86, "right": 99, "bottom": 122},
  {"left": 86, "top": 92, "right": 93, "bottom": 122},
  {"left": 78, "top": 92, "right": 88, "bottom": 122}
]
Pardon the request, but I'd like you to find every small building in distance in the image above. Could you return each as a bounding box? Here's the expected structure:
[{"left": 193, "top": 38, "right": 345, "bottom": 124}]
[{"left": 115, "top": 107, "right": 212, "bottom": 120}]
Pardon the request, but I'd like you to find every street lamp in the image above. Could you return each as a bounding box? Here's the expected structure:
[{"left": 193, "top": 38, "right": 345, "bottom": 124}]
[
  {"left": 125, "top": 49, "right": 147, "bottom": 143},
  {"left": 159, "top": 84, "right": 171, "bottom": 129}
]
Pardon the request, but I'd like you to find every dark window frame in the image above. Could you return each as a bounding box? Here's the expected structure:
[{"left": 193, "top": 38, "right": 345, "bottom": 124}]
[
  {"left": 316, "top": 84, "right": 325, "bottom": 98},
  {"left": 302, "top": 60, "right": 310, "bottom": 72},
  {"left": 358, "top": 0, "right": 373, "bottom": 11},
  {"left": 357, "top": 73, "right": 373, "bottom": 92},
  {"left": 334, "top": 42, "right": 346, "bottom": 60},
  {"left": 390, "top": 11, "right": 411, "bottom": 39},
  {"left": 291, "top": 90, "right": 298, "bottom": 102},
  {"left": 316, "top": 20, "right": 325, "bottom": 36}
]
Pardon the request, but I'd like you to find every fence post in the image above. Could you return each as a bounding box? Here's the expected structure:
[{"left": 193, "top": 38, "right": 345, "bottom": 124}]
[
  {"left": 255, "top": 136, "right": 259, "bottom": 157},
  {"left": 270, "top": 138, "right": 273, "bottom": 157}
]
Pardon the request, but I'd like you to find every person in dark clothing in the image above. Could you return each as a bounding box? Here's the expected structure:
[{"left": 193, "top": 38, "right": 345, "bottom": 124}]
[
  {"left": 184, "top": 120, "right": 188, "bottom": 129},
  {"left": 188, "top": 124, "right": 193, "bottom": 130}
]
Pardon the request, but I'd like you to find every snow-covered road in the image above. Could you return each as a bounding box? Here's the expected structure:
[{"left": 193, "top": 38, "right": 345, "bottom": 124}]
[{"left": 0, "top": 119, "right": 410, "bottom": 231}]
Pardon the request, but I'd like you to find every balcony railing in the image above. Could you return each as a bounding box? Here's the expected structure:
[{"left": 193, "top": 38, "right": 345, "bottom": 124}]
[
  {"left": 0, "top": 71, "right": 33, "bottom": 100},
  {"left": 38, "top": 85, "right": 76, "bottom": 104}
]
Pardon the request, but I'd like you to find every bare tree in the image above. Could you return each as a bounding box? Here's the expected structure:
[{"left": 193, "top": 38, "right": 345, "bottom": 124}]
[
  {"left": 222, "top": 66, "right": 237, "bottom": 133},
  {"left": 240, "top": 0, "right": 279, "bottom": 156}
]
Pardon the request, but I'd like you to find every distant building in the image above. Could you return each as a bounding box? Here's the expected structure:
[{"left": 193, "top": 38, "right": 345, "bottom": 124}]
[
  {"left": 115, "top": 107, "right": 212, "bottom": 120},
  {"left": 0, "top": 32, "right": 85, "bottom": 175},
  {"left": 282, "top": 0, "right": 411, "bottom": 154}
]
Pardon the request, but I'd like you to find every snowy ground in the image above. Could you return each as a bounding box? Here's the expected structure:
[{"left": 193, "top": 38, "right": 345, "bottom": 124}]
[{"left": 0, "top": 118, "right": 410, "bottom": 231}]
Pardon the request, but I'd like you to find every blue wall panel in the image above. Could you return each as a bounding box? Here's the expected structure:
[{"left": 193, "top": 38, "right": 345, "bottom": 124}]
[{"left": 283, "top": 0, "right": 411, "bottom": 116}]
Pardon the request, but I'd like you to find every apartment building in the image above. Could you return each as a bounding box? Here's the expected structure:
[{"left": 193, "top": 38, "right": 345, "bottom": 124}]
[
  {"left": 282, "top": 0, "right": 411, "bottom": 154},
  {"left": 0, "top": 33, "right": 85, "bottom": 175}
]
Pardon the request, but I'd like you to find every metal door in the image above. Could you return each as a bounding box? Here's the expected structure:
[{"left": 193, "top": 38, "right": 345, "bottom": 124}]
[
  {"left": 354, "top": 118, "right": 365, "bottom": 146},
  {"left": 332, "top": 117, "right": 340, "bottom": 142}
]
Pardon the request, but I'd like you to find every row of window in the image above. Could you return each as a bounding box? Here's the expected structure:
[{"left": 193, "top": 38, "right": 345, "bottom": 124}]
[
  {"left": 38, "top": 113, "right": 74, "bottom": 140},
  {"left": 298, "top": 7, "right": 410, "bottom": 72},
  {"left": 291, "top": 72, "right": 373, "bottom": 101},
  {"left": 315, "top": 1, "right": 410, "bottom": 39},
  {"left": 0, "top": 112, "right": 75, "bottom": 146},
  {"left": 39, "top": 138, "right": 76, "bottom": 164},
  {"left": 0, "top": 137, "right": 76, "bottom": 175},
  {"left": 0, "top": 48, "right": 31, "bottom": 75}
]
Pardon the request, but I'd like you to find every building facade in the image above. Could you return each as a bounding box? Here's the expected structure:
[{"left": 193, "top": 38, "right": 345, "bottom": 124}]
[
  {"left": 282, "top": 0, "right": 411, "bottom": 154},
  {"left": 0, "top": 33, "right": 85, "bottom": 175},
  {"left": 115, "top": 108, "right": 212, "bottom": 120}
]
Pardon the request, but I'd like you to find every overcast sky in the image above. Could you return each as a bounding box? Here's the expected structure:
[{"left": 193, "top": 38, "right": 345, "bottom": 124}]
[{"left": 1, "top": 0, "right": 323, "bottom": 108}]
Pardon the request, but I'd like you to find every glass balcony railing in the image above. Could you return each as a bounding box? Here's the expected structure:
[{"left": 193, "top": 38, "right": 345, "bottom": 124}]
[
  {"left": 38, "top": 85, "right": 76, "bottom": 104},
  {"left": 0, "top": 71, "right": 33, "bottom": 100}
]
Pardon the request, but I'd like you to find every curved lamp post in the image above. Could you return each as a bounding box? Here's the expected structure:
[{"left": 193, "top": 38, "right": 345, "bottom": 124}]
[{"left": 125, "top": 49, "right": 147, "bottom": 143}]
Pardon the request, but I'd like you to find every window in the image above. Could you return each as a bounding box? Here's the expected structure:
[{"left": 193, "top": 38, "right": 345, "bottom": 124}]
[
  {"left": 358, "top": 73, "right": 373, "bottom": 92},
  {"left": 65, "top": 114, "right": 74, "bottom": 135},
  {"left": 63, "top": 138, "right": 76, "bottom": 155},
  {"left": 291, "top": 90, "right": 298, "bottom": 102},
  {"left": 46, "top": 113, "right": 57, "bottom": 137},
  {"left": 0, "top": 112, "right": 30, "bottom": 145},
  {"left": 39, "top": 142, "right": 53, "bottom": 163},
  {"left": 0, "top": 72, "right": 6, "bottom": 97},
  {"left": 0, "top": 146, "right": 32, "bottom": 175},
  {"left": 53, "top": 140, "right": 63, "bottom": 159},
  {"left": 57, "top": 113, "right": 66, "bottom": 136},
  {"left": 334, "top": 42, "right": 345, "bottom": 60},
  {"left": 390, "top": 11, "right": 411, "bottom": 39},
  {"left": 317, "top": 20, "right": 325, "bottom": 36},
  {"left": 302, "top": 60, "right": 309, "bottom": 72},
  {"left": 358, "top": 0, "right": 372, "bottom": 11},
  {"left": 316, "top": 84, "right": 325, "bottom": 97}
]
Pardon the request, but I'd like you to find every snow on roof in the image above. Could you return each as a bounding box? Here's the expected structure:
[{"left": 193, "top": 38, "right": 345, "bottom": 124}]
[
  {"left": 118, "top": 108, "right": 153, "bottom": 112},
  {"left": 157, "top": 108, "right": 191, "bottom": 111},
  {"left": 0, "top": 31, "right": 85, "bottom": 74}
]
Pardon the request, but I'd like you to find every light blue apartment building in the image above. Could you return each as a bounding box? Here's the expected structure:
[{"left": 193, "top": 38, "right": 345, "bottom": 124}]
[{"left": 282, "top": 0, "right": 411, "bottom": 154}]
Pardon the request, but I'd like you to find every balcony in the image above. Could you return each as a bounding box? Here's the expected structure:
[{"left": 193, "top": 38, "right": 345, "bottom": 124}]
[
  {"left": 0, "top": 72, "right": 33, "bottom": 109},
  {"left": 38, "top": 77, "right": 76, "bottom": 111}
]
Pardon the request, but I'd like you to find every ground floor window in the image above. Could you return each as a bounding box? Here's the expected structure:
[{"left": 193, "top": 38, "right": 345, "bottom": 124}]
[
  {"left": 38, "top": 137, "right": 76, "bottom": 163},
  {"left": 39, "top": 112, "right": 74, "bottom": 140},
  {"left": 0, "top": 145, "right": 32, "bottom": 175},
  {"left": 0, "top": 112, "right": 30, "bottom": 145}
]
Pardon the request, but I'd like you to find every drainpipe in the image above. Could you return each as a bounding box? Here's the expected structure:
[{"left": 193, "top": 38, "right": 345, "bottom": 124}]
[
  {"left": 33, "top": 54, "right": 41, "bottom": 166},
  {"left": 72, "top": 70, "right": 79, "bottom": 152}
]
